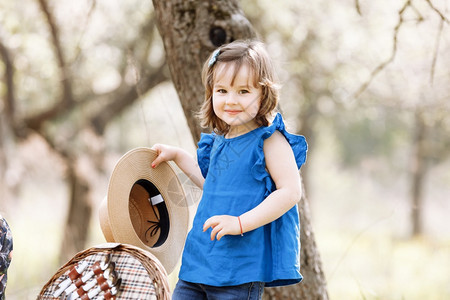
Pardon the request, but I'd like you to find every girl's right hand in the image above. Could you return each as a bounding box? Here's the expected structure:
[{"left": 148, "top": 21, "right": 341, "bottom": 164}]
[
  {"left": 151, "top": 143, "right": 205, "bottom": 189},
  {"left": 151, "top": 144, "right": 179, "bottom": 168}
]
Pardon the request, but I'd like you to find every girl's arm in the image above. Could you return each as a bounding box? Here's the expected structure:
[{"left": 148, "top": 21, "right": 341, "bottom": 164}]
[
  {"left": 204, "top": 131, "right": 302, "bottom": 240},
  {"left": 151, "top": 144, "right": 205, "bottom": 189}
]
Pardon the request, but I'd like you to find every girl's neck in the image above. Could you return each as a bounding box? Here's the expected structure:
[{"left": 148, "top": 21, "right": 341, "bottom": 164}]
[{"left": 225, "top": 121, "right": 259, "bottom": 139}]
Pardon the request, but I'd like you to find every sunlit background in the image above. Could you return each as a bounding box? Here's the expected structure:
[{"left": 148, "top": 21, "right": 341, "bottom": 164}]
[{"left": 1, "top": 0, "right": 449, "bottom": 299}]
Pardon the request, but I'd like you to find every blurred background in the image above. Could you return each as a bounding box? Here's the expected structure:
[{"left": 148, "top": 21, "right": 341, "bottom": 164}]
[{"left": 1, "top": 0, "right": 449, "bottom": 299}]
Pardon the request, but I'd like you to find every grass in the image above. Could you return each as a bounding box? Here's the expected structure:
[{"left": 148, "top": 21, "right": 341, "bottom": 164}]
[
  {"left": 309, "top": 123, "right": 450, "bottom": 300},
  {"left": 316, "top": 229, "right": 450, "bottom": 299}
]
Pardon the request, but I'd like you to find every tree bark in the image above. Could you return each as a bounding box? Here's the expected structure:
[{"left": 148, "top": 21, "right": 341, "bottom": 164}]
[{"left": 152, "top": 0, "right": 329, "bottom": 298}]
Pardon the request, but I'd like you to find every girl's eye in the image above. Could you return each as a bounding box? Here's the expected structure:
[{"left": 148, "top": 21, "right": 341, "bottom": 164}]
[
  {"left": 217, "top": 89, "right": 227, "bottom": 93},
  {"left": 239, "top": 89, "right": 250, "bottom": 94}
]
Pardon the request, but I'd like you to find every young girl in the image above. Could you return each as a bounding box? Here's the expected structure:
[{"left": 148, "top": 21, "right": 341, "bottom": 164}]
[{"left": 151, "top": 40, "right": 307, "bottom": 299}]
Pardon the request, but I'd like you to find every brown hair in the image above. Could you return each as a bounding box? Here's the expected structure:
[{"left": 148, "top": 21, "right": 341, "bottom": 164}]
[{"left": 198, "top": 40, "right": 279, "bottom": 134}]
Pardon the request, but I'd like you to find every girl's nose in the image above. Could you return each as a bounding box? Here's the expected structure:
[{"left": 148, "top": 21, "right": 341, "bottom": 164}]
[{"left": 225, "top": 93, "right": 238, "bottom": 105}]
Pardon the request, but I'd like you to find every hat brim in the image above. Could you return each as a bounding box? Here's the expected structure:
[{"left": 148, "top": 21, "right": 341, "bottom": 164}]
[{"left": 100, "top": 147, "right": 189, "bottom": 274}]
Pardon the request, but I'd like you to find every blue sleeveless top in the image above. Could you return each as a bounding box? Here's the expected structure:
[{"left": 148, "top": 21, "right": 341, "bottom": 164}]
[{"left": 179, "top": 113, "right": 307, "bottom": 287}]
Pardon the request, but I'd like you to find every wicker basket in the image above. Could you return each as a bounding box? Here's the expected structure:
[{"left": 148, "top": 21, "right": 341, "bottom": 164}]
[{"left": 38, "top": 243, "right": 171, "bottom": 300}]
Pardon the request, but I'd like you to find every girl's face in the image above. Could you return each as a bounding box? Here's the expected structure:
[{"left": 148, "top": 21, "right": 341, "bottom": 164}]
[{"left": 212, "top": 62, "right": 262, "bottom": 138}]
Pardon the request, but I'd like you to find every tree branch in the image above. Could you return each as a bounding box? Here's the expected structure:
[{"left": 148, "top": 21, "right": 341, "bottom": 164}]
[
  {"left": 69, "top": 0, "right": 97, "bottom": 65},
  {"left": 25, "top": 0, "right": 75, "bottom": 131},
  {"left": 424, "top": 0, "right": 448, "bottom": 85},
  {"left": 87, "top": 13, "right": 169, "bottom": 134},
  {"left": 354, "top": 0, "right": 411, "bottom": 98},
  {"left": 424, "top": 0, "right": 450, "bottom": 23},
  {"left": 90, "top": 62, "right": 168, "bottom": 135},
  {"left": 429, "top": 18, "right": 444, "bottom": 85},
  {"left": 0, "top": 38, "right": 15, "bottom": 126},
  {"left": 355, "top": 0, "right": 362, "bottom": 16}
]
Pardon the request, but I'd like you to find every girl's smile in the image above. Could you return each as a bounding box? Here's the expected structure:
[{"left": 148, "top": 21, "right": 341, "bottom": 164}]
[
  {"left": 212, "top": 62, "right": 262, "bottom": 138},
  {"left": 224, "top": 109, "right": 245, "bottom": 117}
]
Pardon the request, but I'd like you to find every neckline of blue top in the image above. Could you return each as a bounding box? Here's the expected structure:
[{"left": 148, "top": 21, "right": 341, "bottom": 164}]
[{"left": 218, "top": 113, "right": 283, "bottom": 142}]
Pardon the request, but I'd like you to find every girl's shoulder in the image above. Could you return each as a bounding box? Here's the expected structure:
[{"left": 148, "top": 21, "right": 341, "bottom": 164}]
[
  {"left": 251, "top": 113, "right": 307, "bottom": 184},
  {"left": 261, "top": 113, "right": 308, "bottom": 169}
]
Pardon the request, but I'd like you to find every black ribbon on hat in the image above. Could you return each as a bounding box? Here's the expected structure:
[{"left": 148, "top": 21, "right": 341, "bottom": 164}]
[{"left": 136, "top": 179, "right": 170, "bottom": 248}]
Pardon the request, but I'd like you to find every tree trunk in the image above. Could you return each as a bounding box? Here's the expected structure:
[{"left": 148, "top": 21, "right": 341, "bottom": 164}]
[
  {"left": 294, "top": 103, "right": 318, "bottom": 197},
  {"left": 59, "top": 160, "right": 92, "bottom": 263},
  {"left": 410, "top": 111, "right": 426, "bottom": 236},
  {"left": 152, "top": 0, "right": 329, "bottom": 298},
  {"left": 264, "top": 184, "right": 328, "bottom": 299},
  {"left": 59, "top": 129, "right": 107, "bottom": 263}
]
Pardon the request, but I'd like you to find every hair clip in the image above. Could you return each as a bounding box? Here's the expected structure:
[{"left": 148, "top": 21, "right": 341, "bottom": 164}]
[{"left": 208, "top": 49, "right": 220, "bottom": 67}]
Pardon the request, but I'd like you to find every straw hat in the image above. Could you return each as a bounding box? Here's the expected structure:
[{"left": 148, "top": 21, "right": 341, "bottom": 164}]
[{"left": 99, "top": 147, "right": 189, "bottom": 274}]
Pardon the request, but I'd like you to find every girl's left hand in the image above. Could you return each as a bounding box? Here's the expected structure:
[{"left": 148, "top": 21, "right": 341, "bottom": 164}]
[{"left": 203, "top": 215, "right": 241, "bottom": 241}]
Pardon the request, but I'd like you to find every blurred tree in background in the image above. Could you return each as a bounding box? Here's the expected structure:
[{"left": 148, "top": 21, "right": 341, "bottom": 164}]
[
  {"left": 1, "top": 0, "right": 169, "bottom": 264},
  {"left": 0, "top": 0, "right": 449, "bottom": 298}
]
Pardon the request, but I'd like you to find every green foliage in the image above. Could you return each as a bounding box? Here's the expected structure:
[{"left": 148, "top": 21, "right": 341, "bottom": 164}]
[{"left": 334, "top": 106, "right": 410, "bottom": 168}]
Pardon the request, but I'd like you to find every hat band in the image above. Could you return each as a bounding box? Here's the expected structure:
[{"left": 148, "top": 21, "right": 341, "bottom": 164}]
[
  {"left": 136, "top": 180, "right": 170, "bottom": 248},
  {"left": 146, "top": 201, "right": 169, "bottom": 247}
]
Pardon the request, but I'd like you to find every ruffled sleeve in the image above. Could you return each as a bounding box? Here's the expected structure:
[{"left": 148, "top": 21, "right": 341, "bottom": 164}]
[
  {"left": 197, "top": 132, "right": 215, "bottom": 178},
  {"left": 251, "top": 113, "right": 308, "bottom": 183}
]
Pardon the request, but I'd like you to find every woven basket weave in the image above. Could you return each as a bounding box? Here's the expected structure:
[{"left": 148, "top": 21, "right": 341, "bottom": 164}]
[{"left": 38, "top": 243, "right": 171, "bottom": 300}]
